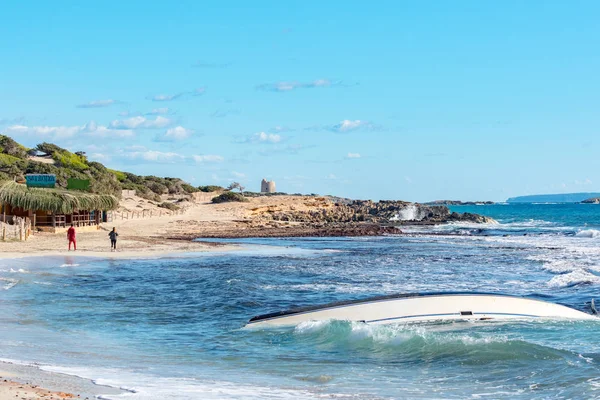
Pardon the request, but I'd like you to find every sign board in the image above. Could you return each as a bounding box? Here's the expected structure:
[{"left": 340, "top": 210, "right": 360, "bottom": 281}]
[
  {"left": 67, "top": 178, "right": 90, "bottom": 191},
  {"left": 25, "top": 174, "right": 56, "bottom": 188}
]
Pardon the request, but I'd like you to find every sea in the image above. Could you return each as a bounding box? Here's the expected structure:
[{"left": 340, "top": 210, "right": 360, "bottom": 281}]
[{"left": 1, "top": 203, "right": 600, "bottom": 399}]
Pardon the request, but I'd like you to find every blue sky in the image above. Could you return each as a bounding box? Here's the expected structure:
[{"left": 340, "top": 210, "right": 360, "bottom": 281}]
[{"left": 1, "top": 1, "right": 599, "bottom": 202}]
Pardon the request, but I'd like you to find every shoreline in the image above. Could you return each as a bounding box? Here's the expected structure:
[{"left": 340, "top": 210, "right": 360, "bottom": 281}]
[
  {"left": 0, "top": 195, "right": 496, "bottom": 398},
  {"left": 0, "top": 359, "right": 125, "bottom": 400},
  {"left": 0, "top": 240, "right": 238, "bottom": 260}
]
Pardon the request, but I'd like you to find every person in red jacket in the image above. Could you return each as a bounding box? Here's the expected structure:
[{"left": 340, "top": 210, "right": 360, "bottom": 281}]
[{"left": 67, "top": 224, "right": 76, "bottom": 251}]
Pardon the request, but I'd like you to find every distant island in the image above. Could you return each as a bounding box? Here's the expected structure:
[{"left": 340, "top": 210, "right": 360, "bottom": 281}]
[
  {"left": 425, "top": 200, "right": 495, "bottom": 206},
  {"left": 506, "top": 193, "right": 600, "bottom": 203}
]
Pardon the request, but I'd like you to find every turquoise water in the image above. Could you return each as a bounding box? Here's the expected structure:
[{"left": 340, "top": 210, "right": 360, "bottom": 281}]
[{"left": 1, "top": 204, "right": 600, "bottom": 399}]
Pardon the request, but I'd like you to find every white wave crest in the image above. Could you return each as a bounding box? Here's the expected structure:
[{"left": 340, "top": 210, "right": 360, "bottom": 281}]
[
  {"left": 576, "top": 229, "right": 600, "bottom": 239},
  {"left": 9, "top": 268, "right": 30, "bottom": 274},
  {"left": 0, "top": 277, "right": 18, "bottom": 290},
  {"left": 548, "top": 270, "right": 600, "bottom": 288}
]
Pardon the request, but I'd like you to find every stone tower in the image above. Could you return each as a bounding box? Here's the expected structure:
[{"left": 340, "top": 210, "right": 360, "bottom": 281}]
[{"left": 261, "top": 178, "right": 276, "bottom": 193}]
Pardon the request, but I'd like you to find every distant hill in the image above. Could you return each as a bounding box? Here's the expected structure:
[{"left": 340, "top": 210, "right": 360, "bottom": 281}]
[
  {"left": 425, "top": 200, "right": 495, "bottom": 206},
  {"left": 506, "top": 193, "right": 600, "bottom": 203}
]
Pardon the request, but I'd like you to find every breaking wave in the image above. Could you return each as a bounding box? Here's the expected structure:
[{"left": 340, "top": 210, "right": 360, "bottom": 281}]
[{"left": 576, "top": 229, "right": 600, "bottom": 238}]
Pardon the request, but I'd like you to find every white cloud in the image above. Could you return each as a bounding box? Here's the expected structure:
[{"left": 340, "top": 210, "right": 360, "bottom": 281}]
[
  {"left": 89, "top": 153, "right": 110, "bottom": 162},
  {"left": 246, "top": 131, "right": 282, "bottom": 144},
  {"left": 147, "top": 107, "right": 170, "bottom": 115},
  {"left": 270, "top": 125, "right": 292, "bottom": 133},
  {"left": 346, "top": 152, "right": 361, "bottom": 158},
  {"left": 575, "top": 179, "right": 593, "bottom": 185},
  {"left": 193, "top": 154, "right": 224, "bottom": 163},
  {"left": 159, "top": 126, "right": 194, "bottom": 141},
  {"left": 326, "top": 174, "right": 338, "bottom": 180},
  {"left": 149, "top": 87, "right": 205, "bottom": 102},
  {"left": 126, "top": 150, "right": 185, "bottom": 163},
  {"left": 109, "top": 116, "right": 171, "bottom": 129},
  {"left": 405, "top": 176, "right": 413, "bottom": 184},
  {"left": 76, "top": 99, "right": 117, "bottom": 108},
  {"left": 232, "top": 171, "right": 246, "bottom": 178},
  {"left": 331, "top": 120, "right": 376, "bottom": 133},
  {"left": 150, "top": 93, "right": 183, "bottom": 102},
  {"left": 256, "top": 79, "right": 341, "bottom": 92},
  {"left": 3, "top": 121, "right": 134, "bottom": 139}
]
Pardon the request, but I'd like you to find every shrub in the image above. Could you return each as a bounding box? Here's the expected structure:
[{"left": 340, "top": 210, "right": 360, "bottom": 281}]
[
  {"left": 108, "top": 169, "right": 127, "bottom": 182},
  {"left": 0, "top": 135, "right": 28, "bottom": 159},
  {"left": 211, "top": 192, "right": 249, "bottom": 203},
  {"left": 0, "top": 153, "right": 22, "bottom": 166},
  {"left": 158, "top": 201, "right": 180, "bottom": 211},
  {"left": 53, "top": 151, "right": 88, "bottom": 171},
  {"left": 198, "top": 185, "right": 224, "bottom": 192},
  {"left": 181, "top": 183, "right": 199, "bottom": 193}
]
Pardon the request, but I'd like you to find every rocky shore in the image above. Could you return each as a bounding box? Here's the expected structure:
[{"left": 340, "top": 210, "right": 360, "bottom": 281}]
[
  {"left": 259, "top": 200, "right": 495, "bottom": 225},
  {"left": 165, "top": 197, "right": 496, "bottom": 240}
]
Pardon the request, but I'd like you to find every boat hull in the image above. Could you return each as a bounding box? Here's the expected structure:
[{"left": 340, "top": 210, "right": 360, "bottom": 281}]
[{"left": 246, "top": 293, "right": 596, "bottom": 328}]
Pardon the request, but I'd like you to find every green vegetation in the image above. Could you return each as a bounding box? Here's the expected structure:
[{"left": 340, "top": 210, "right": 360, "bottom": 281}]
[
  {"left": 211, "top": 191, "right": 249, "bottom": 203},
  {"left": 0, "top": 135, "right": 210, "bottom": 200},
  {"left": 108, "top": 169, "right": 127, "bottom": 182},
  {"left": 0, "top": 153, "right": 22, "bottom": 166},
  {"left": 198, "top": 185, "right": 224, "bottom": 192},
  {"left": 0, "top": 135, "right": 29, "bottom": 159}
]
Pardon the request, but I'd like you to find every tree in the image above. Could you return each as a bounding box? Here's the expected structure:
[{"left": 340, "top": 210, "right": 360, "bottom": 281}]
[{"left": 227, "top": 182, "right": 245, "bottom": 194}]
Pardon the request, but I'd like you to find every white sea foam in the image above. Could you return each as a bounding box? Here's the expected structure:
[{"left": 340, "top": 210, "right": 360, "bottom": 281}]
[
  {"left": 40, "top": 365, "right": 343, "bottom": 400},
  {"left": 548, "top": 270, "right": 600, "bottom": 288},
  {"left": 391, "top": 204, "right": 423, "bottom": 221},
  {"left": 9, "top": 268, "right": 30, "bottom": 273},
  {"left": 0, "top": 277, "right": 18, "bottom": 290},
  {"left": 59, "top": 263, "right": 81, "bottom": 268},
  {"left": 576, "top": 229, "right": 600, "bottom": 238}
]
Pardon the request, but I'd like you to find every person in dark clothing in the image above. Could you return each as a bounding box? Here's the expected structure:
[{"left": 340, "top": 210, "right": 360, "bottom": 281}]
[
  {"left": 67, "top": 224, "right": 76, "bottom": 251},
  {"left": 109, "top": 227, "right": 118, "bottom": 251}
]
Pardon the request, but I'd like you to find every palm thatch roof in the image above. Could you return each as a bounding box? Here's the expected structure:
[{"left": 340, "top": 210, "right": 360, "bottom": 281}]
[{"left": 0, "top": 180, "right": 118, "bottom": 214}]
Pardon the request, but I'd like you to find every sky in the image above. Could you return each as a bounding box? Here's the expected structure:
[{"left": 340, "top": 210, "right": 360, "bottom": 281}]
[{"left": 1, "top": 1, "right": 599, "bottom": 202}]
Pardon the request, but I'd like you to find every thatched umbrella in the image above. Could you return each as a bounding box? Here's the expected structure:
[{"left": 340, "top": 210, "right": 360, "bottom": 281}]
[{"left": 0, "top": 180, "right": 118, "bottom": 214}]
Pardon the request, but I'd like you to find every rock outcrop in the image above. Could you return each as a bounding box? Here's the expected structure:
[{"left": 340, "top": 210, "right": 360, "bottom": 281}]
[
  {"left": 261, "top": 200, "right": 495, "bottom": 225},
  {"left": 582, "top": 197, "right": 600, "bottom": 204}
]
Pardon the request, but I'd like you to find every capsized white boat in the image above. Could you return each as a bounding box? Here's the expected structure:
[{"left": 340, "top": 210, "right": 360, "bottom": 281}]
[{"left": 245, "top": 292, "right": 598, "bottom": 328}]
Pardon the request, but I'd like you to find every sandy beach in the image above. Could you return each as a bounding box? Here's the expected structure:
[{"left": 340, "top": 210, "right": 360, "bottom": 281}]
[
  {"left": 0, "top": 194, "right": 403, "bottom": 259},
  {"left": 0, "top": 194, "right": 354, "bottom": 397}
]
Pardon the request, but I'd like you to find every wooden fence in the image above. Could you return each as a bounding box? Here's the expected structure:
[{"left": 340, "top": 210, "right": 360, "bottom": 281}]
[
  {"left": 109, "top": 207, "right": 188, "bottom": 221},
  {"left": 1, "top": 216, "right": 32, "bottom": 241}
]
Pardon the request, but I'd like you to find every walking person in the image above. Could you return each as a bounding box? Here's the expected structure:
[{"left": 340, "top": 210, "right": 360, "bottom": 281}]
[
  {"left": 109, "top": 227, "right": 118, "bottom": 252},
  {"left": 67, "top": 224, "right": 76, "bottom": 251}
]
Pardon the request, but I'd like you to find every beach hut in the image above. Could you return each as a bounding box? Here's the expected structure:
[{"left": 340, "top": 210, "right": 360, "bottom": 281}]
[{"left": 0, "top": 180, "right": 119, "bottom": 233}]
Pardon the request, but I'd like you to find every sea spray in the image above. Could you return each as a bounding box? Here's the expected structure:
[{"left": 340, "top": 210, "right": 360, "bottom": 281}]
[{"left": 390, "top": 204, "right": 423, "bottom": 221}]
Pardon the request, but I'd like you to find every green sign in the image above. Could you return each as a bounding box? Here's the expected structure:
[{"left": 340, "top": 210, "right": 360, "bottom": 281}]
[
  {"left": 67, "top": 178, "right": 90, "bottom": 191},
  {"left": 26, "top": 174, "right": 56, "bottom": 188}
]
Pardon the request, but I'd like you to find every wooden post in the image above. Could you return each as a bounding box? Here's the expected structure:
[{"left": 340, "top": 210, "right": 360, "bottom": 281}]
[
  {"left": 2, "top": 226, "right": 5, "bottom": 241},
  {"left": 33, "top": 214, "right": 36, "bottom": 230}
]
